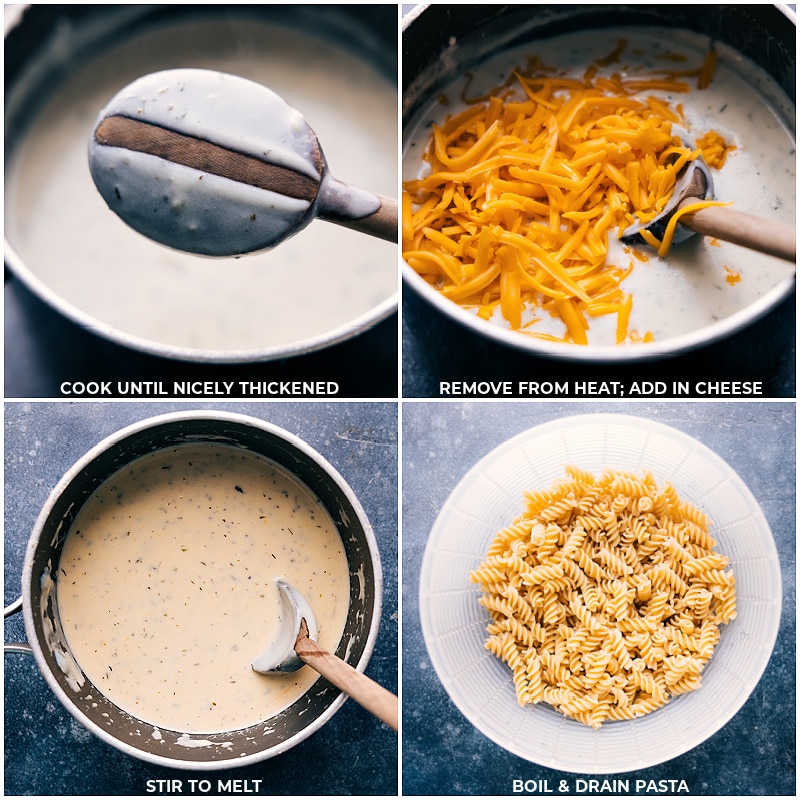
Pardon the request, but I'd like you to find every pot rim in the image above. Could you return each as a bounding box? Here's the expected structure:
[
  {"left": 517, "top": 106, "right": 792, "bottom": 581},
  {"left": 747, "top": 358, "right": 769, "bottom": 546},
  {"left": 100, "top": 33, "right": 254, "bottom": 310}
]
[
  {"left": 18, "top": 410, "right": 383, "bottom": 769},
  {"left": 4, "top": 234, "right": 398, "bottom": 367},
  {"left": 402, "top": 261, "right": 795, "bottom": 363},
  {"left": 401, "top": 3, "right": 797, "bottom": 364}
]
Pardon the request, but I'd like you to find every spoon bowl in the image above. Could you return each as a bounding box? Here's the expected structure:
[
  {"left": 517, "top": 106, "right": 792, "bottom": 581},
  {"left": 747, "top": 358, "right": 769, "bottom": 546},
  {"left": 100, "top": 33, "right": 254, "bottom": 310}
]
[
  {"left": 251, "top": 579, "right": 319, "bottom": 673},
  {"left": 253, "top": 578, "right": 398, "bottom": 730},
  {"left": 622, "top": 138, "right": 795, "bottom": 262},
  {"left": 88, "top": 68, "right": 397, "bottom": 256},
  {"left": 621, "top": 149, "right": 715, "bottom": 247}
]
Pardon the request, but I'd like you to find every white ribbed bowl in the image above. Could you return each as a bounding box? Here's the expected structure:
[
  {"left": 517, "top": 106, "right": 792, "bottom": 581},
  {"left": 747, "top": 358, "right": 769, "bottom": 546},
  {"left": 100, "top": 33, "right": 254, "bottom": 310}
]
[{"left": 419, "top": 413, "right": 781, "bottom": 773}]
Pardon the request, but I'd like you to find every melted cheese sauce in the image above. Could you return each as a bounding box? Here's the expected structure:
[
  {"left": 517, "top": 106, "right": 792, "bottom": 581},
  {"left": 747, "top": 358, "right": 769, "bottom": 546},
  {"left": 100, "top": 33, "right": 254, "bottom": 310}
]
[
  {"left": 5, "top": 14, "right": 397, "bottom": 353},
  {"left": 403, "top": 27, "right": 795, "bottom": 346},
  {"left": 56, "top": 444, "right": 350, "bottom": 733}
]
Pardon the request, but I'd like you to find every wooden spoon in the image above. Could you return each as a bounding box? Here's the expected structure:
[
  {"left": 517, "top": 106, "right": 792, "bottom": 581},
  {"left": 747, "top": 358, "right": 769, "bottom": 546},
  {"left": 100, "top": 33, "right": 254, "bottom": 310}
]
[
  {"left": 252, "top": 579, "right": 398, "bottom": 731},
  {"left": 622, "top": 147, "right": 795, "bottom": 262},
  {"left": 88, "top": 69, "right": 397, "bottom": 256}
]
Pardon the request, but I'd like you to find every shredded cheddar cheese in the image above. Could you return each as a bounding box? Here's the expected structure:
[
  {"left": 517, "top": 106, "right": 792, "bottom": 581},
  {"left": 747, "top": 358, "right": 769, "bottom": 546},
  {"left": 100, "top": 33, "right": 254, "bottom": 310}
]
[
  {"left": 651, "top": 199, "right": 732, "bottom": 257},
  {"left": 724, "top": 265, "right": 741, "bottom": 285},
  {"left": 695, "top": 129, "right": 736, "bottom": 168},
  {"left": 403, "top": 40, "right": 733, "bottom": 345},
  {"left": 697, "top": 46, "right": 719, "bottom": 90}
]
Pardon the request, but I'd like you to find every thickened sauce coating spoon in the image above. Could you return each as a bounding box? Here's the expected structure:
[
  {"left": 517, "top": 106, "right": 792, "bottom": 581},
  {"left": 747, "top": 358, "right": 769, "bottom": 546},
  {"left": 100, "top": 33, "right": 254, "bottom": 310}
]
[
  {"left": 252, "top": 579, "right": 398, "bottom": 731},
  {"left": 88, "top": 68, "right": 397, "bottom": 256},
  {"left": 622, "top": 141, "right": 795, "bottom": 262}
]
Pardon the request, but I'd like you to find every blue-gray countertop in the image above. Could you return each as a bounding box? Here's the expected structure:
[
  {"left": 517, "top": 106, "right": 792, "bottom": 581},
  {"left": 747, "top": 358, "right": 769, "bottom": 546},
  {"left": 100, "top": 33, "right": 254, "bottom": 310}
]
[
  {"left": 4, "top": 401, "right": 398, "bottom": 796},
  {"left": 401, "top": 402, "right": 795, "bottom": 796}
]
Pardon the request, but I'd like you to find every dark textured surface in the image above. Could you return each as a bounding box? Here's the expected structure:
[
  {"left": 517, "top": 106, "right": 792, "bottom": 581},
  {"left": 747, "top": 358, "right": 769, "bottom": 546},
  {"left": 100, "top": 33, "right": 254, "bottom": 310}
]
[
  {"left": 4, "top": 401, "right": 398, "bottom": 796},
  {"left": 401, "top": 402, "right": 795, "bottom": 796}
]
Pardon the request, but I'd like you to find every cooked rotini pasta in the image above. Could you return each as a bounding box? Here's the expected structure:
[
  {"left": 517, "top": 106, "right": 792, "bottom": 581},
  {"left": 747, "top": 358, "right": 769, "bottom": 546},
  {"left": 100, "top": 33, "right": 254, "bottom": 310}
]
[{"left": 470, "top": 466, "right": 736, "bottom": 728}]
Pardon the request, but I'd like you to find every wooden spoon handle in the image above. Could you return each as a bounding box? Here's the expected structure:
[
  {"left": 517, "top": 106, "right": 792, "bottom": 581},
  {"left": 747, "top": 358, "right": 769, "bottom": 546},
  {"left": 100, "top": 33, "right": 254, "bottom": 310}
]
[
  {"left": 295, "top": 634, "right": 398, "bottom": 730},
  {"left": 682, "top": 204, "right": 796, "bottom": 263},
  {"left": 323, "top": 195, "right": 398, "bottom": 243}
]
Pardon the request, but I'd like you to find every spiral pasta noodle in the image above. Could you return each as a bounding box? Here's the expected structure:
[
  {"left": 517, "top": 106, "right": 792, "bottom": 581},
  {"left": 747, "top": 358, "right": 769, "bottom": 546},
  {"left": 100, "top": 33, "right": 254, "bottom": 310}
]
[{"left": 470, "top": 466, "right": 736, "bottom": 728}]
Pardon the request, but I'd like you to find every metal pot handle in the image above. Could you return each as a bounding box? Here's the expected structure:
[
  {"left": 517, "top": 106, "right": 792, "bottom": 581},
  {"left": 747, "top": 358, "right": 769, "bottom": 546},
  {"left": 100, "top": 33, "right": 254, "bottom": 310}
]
[{"left": 4, "top": 596, "right": 34, "bottom": 655}]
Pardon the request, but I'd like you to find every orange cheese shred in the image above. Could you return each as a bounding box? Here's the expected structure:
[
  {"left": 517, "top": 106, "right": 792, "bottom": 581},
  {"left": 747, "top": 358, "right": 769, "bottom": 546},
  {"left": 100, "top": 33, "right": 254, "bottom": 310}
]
[
  {"left": 403, "top": 42, "right": 733, "bottom": 345},
  {"left": 695, "top": 130, "right": 737, "bottom": 168},
  {"left": 697, "top": 47, "right": 719, "bottom": 90},
  {"left": 654, "top": 200, "right": 732, "bottom": 257}
]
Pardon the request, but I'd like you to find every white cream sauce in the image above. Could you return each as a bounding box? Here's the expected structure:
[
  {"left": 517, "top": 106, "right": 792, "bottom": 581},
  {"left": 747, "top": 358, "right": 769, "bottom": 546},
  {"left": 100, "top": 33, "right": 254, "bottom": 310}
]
[
  {"left": 56, "top": 444, "right": 350, "bottom": 733},
  {"left": 6, "top": 15, "right": 397, "bottom": 352},
  {"left": 88, "top": 68, "right": 384, "bottom": 257},
  {"left": 403, "top": 28, "right": 795, "bottom": 345},
  {"left": 88, "top": 69, "right": 322, "bottom": 256}
]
